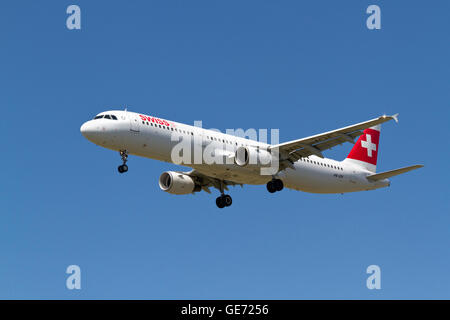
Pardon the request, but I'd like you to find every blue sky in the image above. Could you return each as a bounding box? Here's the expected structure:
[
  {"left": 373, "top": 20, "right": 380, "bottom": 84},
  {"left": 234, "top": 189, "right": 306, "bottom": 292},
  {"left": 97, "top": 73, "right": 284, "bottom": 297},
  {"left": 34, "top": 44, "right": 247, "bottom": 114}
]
[{"left": 1, "top": 0, "right": 449, "bottom": 299}]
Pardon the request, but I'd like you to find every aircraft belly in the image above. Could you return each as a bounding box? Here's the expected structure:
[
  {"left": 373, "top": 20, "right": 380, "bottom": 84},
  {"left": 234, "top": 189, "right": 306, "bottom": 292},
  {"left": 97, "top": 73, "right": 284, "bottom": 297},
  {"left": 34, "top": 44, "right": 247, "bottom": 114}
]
[{"left": 280, "top": 164, "right": 360, "bottom": 194}]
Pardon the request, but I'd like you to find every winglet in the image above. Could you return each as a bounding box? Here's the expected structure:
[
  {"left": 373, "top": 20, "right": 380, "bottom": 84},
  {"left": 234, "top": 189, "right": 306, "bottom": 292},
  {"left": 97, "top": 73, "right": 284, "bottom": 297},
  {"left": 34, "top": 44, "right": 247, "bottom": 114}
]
[
  {"left": 381, "top": 113, "right": 399, "bottom": 123},
  {"left": 392, "top": 113, "right": 399, "bottom": 123}
]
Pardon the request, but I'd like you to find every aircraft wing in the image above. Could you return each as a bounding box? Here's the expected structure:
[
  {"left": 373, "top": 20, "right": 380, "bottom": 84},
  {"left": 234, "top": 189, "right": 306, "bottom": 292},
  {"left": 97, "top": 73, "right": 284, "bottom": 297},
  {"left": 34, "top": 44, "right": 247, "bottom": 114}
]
[
  {"left": 185, "top": 170, "right": 242, "bottom": 194},
  {"left": 270, "top": 114, "right": 399, "bottom": 167}
]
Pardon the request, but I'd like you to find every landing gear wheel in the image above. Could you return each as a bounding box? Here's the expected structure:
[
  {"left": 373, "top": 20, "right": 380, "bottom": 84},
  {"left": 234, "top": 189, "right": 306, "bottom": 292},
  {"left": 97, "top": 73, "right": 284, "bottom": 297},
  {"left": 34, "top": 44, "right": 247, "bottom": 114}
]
[
  {"left": 267, "top": 179, "right": 283, "bottom": 193},
  {"left": 266, "top": 180, "right": 277, "bottom": 193},
  {"left": 118, "top": 150, "right": 129, "bottom": 173},
  {"left": 216, "top": 196, "right": 225, "bottom": 209},
  {"left": 216, "top": 194, "right": 232, "bottom": 208},
  {"left": 274, "top": 179, "right": 284, "bottom": 192},
  {"left": 224, "top": 195, "right": 232, "bottom": 207}
]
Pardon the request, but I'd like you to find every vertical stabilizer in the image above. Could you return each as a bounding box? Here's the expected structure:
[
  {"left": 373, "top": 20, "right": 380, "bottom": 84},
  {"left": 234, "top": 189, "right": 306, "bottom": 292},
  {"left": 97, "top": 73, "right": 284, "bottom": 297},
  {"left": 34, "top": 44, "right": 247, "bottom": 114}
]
[{"left": 344, "top": 125, "right": 381, "bottom": 172}]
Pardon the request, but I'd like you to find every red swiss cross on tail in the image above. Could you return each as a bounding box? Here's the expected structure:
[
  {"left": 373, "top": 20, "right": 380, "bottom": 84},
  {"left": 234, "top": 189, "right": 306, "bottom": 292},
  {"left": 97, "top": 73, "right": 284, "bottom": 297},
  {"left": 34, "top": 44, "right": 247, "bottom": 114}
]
[{"left": 345, "top": 125, "right": 381, "bottom": 172}]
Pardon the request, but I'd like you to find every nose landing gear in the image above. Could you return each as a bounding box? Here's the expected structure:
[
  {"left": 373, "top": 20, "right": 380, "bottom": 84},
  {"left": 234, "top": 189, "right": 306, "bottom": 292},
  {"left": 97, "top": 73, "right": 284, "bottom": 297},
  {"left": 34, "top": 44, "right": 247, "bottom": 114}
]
[
  {"left": 118, "top": 150, "right": 128, "bottom": 173},
  {"left": 267, "top": 179, "right": 283, "bottom": 193}
]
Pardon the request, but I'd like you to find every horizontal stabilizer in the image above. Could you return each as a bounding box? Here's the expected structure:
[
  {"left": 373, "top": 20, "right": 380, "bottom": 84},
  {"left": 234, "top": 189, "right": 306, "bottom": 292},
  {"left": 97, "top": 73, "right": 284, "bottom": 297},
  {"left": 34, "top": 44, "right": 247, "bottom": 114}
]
[{"left": 366, "top": 165, "right": 424, "bottom": 181}]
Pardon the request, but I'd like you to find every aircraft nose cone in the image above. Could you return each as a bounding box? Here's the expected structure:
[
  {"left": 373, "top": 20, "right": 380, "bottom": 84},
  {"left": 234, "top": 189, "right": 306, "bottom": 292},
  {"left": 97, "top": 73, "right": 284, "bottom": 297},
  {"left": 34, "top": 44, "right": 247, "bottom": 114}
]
[{"left": 80, "top": 121, "right": 96, "bottom": 140}]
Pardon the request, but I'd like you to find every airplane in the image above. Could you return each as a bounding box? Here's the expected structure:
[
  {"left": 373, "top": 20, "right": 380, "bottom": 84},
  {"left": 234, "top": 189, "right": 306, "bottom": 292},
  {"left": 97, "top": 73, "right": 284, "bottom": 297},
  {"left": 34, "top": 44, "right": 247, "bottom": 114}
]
[{"left": 80, "top": 110, "right": 423, "bottom": 208}]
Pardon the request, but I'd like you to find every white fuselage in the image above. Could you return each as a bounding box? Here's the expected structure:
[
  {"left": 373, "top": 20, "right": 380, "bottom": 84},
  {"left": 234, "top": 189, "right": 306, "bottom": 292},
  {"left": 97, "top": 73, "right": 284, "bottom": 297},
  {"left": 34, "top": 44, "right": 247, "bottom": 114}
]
[{"left": 80, "top": 110, "right": 389, "bottom": 194}]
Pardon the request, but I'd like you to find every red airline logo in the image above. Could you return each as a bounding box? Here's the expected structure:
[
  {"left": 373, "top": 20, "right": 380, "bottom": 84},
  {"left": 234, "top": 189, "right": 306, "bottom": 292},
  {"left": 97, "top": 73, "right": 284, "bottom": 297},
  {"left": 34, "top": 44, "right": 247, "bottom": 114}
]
[
  {"left": 347, "top": 128, "right": 380, "bottom": 165},
  {"left": 139, "top": 114, "right": 172, "bottom": 127}
]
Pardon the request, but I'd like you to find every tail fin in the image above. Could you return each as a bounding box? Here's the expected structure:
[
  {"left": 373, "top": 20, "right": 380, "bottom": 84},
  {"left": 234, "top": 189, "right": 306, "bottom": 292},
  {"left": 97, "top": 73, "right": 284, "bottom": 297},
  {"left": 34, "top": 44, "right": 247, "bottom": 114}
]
[{"left": 344, "top": 125, "right": 381, "bottom": 172}]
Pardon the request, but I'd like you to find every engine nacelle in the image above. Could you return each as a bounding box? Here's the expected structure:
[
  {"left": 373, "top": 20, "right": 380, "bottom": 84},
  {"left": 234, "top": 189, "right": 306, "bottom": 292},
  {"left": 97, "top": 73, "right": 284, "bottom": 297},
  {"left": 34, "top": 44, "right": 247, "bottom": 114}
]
[
  {"left": 234, "top": 146, "right": 273, "bottom": 167},
  {"left": 159, "top": 171, "right": 200, "bottom": 195}
]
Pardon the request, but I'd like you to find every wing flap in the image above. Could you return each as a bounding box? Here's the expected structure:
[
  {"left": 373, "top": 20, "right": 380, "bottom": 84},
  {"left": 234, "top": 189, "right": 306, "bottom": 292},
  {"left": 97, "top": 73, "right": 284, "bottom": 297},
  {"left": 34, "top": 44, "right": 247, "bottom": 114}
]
[{"left": 366, "top": 165, "right": 423, "bottom": 181}]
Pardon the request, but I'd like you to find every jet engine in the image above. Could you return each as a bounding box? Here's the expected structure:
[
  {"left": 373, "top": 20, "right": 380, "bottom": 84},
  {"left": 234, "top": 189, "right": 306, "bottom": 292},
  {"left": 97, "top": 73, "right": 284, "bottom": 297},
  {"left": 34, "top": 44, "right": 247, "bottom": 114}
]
[
  {"left": 159, "top": 171, "right": 201, "bottom": 195},
  {"left": 234, "top": 146, "right": 273, "bottom": 167}
]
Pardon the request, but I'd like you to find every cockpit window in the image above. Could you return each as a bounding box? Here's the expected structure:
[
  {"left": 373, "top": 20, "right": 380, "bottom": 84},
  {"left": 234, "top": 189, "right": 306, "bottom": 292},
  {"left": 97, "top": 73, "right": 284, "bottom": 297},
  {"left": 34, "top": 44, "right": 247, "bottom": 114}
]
[{"left": 93, "top": 114, "right": 118, "bottom": 120}]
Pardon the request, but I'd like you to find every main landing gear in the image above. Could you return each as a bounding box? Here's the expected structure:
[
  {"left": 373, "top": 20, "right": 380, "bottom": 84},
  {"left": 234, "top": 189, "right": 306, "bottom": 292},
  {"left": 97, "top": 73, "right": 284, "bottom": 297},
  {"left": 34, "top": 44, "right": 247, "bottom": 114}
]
[
  {"left": 216, "top": 194, "right": 232, "bottom": 209},
  {"left": 267, "top": 179, "right": 284, "bottom": 193},
  {"left": 118, "top": 150, "right": 128, "bottom": 173},
  {"left": 216, "top": 181, "right": 232, "bottom": 208}
]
